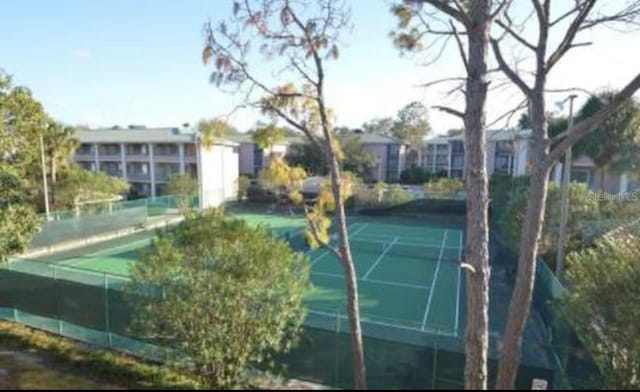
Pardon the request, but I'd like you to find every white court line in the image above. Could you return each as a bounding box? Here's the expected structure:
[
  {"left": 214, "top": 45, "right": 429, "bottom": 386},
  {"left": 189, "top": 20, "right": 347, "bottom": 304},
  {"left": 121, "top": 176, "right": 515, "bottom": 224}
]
[
  {"left": 455, "top": 230, "right": 463, "bottom": 336},
  {"left": 348, "top": 223, "right": 369, "bottom": 238},
  {"left": 351, "top": 236, "right": 460, "bottom": 250},
  {"left": 310, "top": 250, "right": 330, "bottom": 267},
  {"left": 362, "top": 237, "right": 399, "bottom": 280},
  {"left": 311, "top": 270, "right": 430, "bottom": 290},
  {"left": 308, "top": 309, "right": 458, "bottom": 338},
  {"left": 310, "top": 222, "right": 364, "bottom": 267},
  {"left": 421, "top": 230, "right": 448, "bottom": 331}
]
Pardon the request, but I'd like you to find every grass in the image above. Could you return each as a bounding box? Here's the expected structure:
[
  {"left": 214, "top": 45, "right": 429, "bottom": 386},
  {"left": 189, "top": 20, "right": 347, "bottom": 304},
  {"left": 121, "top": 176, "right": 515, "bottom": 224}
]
[{"left": 0, "top": 320, "right": 200, "bottom": 389}]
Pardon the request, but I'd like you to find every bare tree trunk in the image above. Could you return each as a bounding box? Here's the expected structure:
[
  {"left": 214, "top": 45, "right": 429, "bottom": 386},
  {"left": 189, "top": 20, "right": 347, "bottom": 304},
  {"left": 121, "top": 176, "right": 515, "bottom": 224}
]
[
  {"left": 496, "top": 95, "right": 550, "bottom": 388},
  {"left": 463, "top": 2, "right": 491, "bottom": 389},
  {"left": 326, "top": 144, "right": 366, "bottom": 389}
]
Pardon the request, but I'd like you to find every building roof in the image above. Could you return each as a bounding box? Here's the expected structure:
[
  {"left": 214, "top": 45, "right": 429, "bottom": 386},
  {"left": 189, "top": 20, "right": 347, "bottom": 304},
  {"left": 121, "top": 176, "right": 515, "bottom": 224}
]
[
  {"left": 227, "top": 132, "right": 404, "bottom": 145},
  {"left": 424, "top": 128, "right": 532, "bottom": 144},
  {"left": 356, "top": 133, "right": 404, "bottom": 145},
  {"left": 76, "top": 126, "right": 237, "bottom": 146}
]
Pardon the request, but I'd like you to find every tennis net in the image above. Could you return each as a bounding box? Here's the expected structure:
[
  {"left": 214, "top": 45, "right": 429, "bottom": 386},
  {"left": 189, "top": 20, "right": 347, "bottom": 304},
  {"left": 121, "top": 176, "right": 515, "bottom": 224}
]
[{"left": 347, "top": 238, "right": 461, "bottom": 263}]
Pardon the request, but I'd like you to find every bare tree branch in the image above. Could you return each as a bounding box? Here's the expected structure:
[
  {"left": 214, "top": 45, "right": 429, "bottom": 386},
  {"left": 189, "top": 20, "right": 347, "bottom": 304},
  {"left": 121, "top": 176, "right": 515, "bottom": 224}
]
[
  {"left": 490, "top": 38, "right": 532, "bottom": 96},
  {"left": 495, "top": 19, "right": 537, "bottom": 51},
  {"left": 546, "top": 0, "right": 596, "bottom": 73},
  {"left": 432, "top": 105, "right": 464, "bottom": 118},
  {"left": 486, "top": 98, "right": 528, "bottom": 128},
  {"left": 450, "top": 19, "right": 469, "bottom": 73}
]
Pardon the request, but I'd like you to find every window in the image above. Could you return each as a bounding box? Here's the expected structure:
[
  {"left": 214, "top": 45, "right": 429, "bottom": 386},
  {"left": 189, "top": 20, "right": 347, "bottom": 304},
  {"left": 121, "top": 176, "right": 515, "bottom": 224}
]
[
  {"left": 253, "top": 145, "right": 264, "bottom": 176},
  {"left": 386, "top": 144, "right": 401, "bottom": 181},
  {"left": 570, "top": 169, "right": 591, "bottom": 185}
]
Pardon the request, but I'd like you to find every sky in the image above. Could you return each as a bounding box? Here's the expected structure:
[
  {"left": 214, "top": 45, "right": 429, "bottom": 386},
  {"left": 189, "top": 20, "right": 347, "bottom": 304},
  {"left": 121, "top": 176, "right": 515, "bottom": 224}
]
[{"left": 1, "top": 0, "right": 639, "bottom": 135}]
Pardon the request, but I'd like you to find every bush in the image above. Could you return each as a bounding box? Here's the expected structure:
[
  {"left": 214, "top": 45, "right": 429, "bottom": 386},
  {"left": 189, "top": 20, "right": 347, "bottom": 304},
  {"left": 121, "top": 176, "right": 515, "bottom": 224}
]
[
  {"left": 423, "top": 177, "right": 465, "bottom": 198},
  {"left": 128, "top": 209, "right": 309, "bottom": 388},
  {"left": 236, "top": 175, "right": 251, "bottom": 200},
  {"left": 563, "top": 223, "right": 640, "bottom": 388},
  {"left": 498, "top": 182, "right": 600, "bottom": 268}
]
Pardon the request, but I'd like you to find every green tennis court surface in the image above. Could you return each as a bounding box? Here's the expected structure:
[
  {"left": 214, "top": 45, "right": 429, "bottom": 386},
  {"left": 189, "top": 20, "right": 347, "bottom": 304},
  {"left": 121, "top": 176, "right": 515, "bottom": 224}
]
[
  {"left": 23, "top": 231, "right": 155, "bottom": 276},
  {"left": 304, "top": 219, "right": 464, "bottom": 337},
  {"left": 17, "top": 212, "right": 464, "bottom": 337}
]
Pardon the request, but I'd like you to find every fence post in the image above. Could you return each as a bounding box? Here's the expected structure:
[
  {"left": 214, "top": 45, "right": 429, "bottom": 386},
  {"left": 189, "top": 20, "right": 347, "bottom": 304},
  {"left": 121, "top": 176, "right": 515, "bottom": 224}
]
[
  {"left": 334, "top": 310, "right": 340, "bottom": 388},
  {"left": 432, "top": 328, "right": 438, "bottom": 389},
  {"left": 104, "top": 273, "right": 112, "bottom": 348},
  {"left": 54, "top": 265, "right": 63, "bottom": 334}
]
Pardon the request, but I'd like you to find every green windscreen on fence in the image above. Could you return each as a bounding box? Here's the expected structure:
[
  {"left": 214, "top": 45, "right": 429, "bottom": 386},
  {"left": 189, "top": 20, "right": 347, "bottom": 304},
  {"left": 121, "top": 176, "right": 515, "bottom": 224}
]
[{"left": 29, "top": 194, "right": 199, "bottom": 250}]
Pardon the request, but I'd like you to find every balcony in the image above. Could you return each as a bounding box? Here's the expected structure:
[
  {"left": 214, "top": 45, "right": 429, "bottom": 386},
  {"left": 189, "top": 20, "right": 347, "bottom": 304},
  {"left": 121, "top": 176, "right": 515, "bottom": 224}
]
[
  {"left": 127, "top": 172, "right": 151, "bottom": 181},
  {"left": 75, "top": 152, "right": 94, "bottom": 161}
]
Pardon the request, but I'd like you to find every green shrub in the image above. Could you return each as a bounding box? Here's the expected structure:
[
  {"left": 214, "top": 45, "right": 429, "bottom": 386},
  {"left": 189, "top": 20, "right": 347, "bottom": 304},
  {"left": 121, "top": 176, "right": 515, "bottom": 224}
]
[{"left": 423, "top": 177, "right": 464, "bottom": 197}]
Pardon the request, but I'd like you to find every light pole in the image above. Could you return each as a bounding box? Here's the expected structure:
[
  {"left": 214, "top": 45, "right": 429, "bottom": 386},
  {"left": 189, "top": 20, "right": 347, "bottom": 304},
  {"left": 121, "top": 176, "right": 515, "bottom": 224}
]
[
  {"left": 555, "top": 94, "right": 577, "bottom": 278},
  {"left": 39, "top": 133, "right": 51, "bottom": 221}
]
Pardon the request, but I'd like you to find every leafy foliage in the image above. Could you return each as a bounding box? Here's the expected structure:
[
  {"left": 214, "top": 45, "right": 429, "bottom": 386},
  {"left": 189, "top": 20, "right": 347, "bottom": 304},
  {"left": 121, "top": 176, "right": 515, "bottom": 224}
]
[
  {"left": 498, "top": 182, "right": 600, "bottom": 269},
  {"left": 257, "top": 155, "right": 306, "bottom": 205},
  {"left": 55, "top": 165, "right": 130, "bottom": 209},
  {"left": 198, "top": 118, "right": 235, "bottom": 148},
  {"left": 166, "top": 173, "right": 199, "bottom": 212},
  {"left": 338, "top": 134, "right": 379, "bottom": 180},
  {"left": 129, "top": 209, "right": 309, "bottom": 388},
  {"left": 392, "top": 101, "right": 431, "bottom": 165},
  {"left": 563, "top": 224, "right": 640, "bottom": 388},
  {"left": 0, "top": 164, "right": 40, "bottom": 262},
  {"left": 236, "top": 175, "right": 251, "bottom": 200},
  {"left": 423, "top": 177, "right": 465, "bottom": 196},
  {"left": 252, "top": 124, "right": 286, "bottom": 152}
]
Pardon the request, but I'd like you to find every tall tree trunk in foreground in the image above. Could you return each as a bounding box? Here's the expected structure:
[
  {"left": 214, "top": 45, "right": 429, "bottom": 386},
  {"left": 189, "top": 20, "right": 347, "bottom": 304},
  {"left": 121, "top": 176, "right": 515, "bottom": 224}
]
[{"left": 462, "top": 2, "right": 491, "bottom": 388}]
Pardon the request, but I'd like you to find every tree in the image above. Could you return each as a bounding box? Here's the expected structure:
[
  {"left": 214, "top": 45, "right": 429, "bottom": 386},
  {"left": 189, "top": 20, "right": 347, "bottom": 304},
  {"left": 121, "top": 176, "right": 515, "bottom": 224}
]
[
  {"left": 285, "top": 141, "right": 328, "bottom": 176},
  {"left": 257, "top": 155, "right": 307, "bottom": 207},
  {"left": 392, "top": 1, "right": 495, "bottom": 388},
  {"left": 488, "top": 2, "right": 640, "bottom": 386},
  {"left": 198, "top": 118, "right": 235, "bottom": 148},
  {"left": 362, "top": 117, "right": 394, "bottom": 135},
  {"left": 0, "top": 163, "right": 40, "bottom": 262},
  {"left": 572, "top": 93, "right": 640, "bottom": 190},
  {"left": 203, "top": 1, "right": 368, "bottom": 386},
  {"left": 498, "top": 182, "right": 599, "bottom": 268},
  {"left": 166, "top": 173, "right": 199, "bottom": 212},
  {"left": 44, "top": 122, "right": 78, "bottom": 207},
  {"left": 562, "top": 222, "right": 640, "bottom": 388},
  {"left": 252, "top": 123, "right": 286, "bottom": 155},
  {"left": 236, "top": 175, "right": 251, "bottom": 201},
  {"left": 55, "top": 165, "right": 130, "bottom": 210},
  {"left": 338, "top": 133, "right": 379, "bottom": 180},
  {"left": 392, "top": 101, "right": 431, "bottom": 166},
  {"left": 129, "top": 209, "right": 308, "bottom": 387},
  {"left": 0, "top": 71, "right": 50, "bottom": 192}
]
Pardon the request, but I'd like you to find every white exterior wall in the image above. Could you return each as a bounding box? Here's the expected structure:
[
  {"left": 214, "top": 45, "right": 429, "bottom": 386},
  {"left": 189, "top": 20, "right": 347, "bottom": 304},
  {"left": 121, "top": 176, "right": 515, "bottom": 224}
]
[
  {"left": 223, "top": 145, "right": 239, "bottom": 200},
  {"left": 513, "top": 139, "right": 529, "bottom": 176},
  {"left": 197, "top": 144, "right": 239, "bottom": 208}
]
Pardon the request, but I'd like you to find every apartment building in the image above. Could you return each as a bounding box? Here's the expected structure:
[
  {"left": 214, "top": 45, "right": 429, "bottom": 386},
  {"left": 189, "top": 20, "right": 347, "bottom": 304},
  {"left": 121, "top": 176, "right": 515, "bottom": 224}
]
[
  {"left": 422, "top": 129, "right": 531, "bottom": 178},
  {"left": 422, "top": 128, "right": 637, "bottom": 194},
  {"left": 231, "top": 132, "right": 406, "bottom": 182},
  {"left": 74, "top": 125, "right": 239, "bottom": 208}
]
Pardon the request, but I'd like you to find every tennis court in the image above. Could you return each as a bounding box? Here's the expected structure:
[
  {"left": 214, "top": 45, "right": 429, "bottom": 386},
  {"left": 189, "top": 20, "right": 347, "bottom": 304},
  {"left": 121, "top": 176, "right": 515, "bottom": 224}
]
[
  {"left": 16, "top": 211, "right": 465, "bottom": 337},
  {"left": 304, "top": 218, "right": 464, "bottom": 337},
  {"left": 20, "top": 231, "right": 154, "bottom": 277}
]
